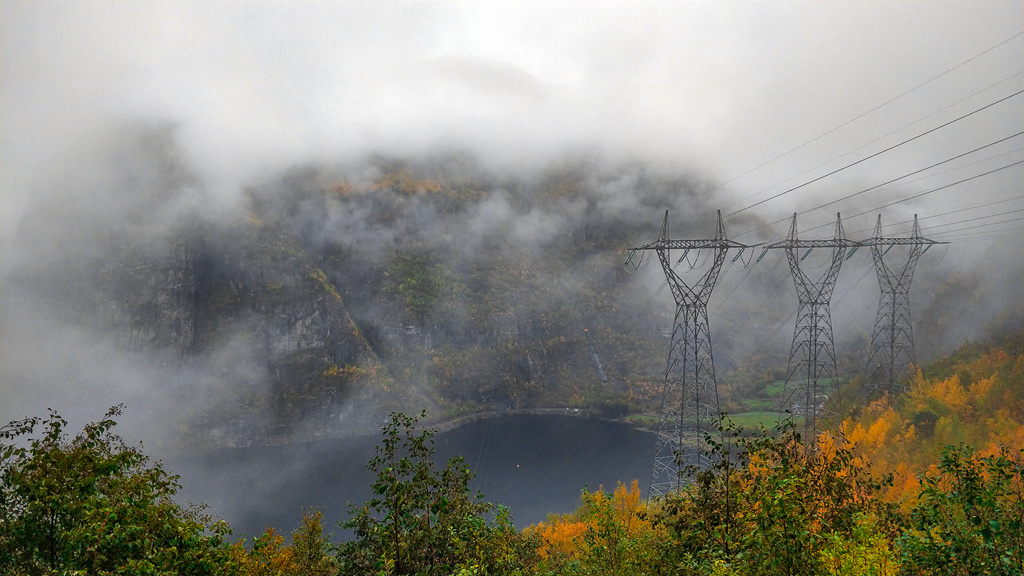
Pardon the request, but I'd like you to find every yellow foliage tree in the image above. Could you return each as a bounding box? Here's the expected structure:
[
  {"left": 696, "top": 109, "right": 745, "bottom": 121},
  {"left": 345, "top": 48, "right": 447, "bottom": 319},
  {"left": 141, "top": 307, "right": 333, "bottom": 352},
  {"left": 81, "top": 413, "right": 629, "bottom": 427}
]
[
  {"left": 231, "top": 528, "right": 297, "bottom": 576},
  {"left": 842, "top": 333, "right": 1023, "bottom": 509},
  {"left": 230, "top": 510, "right": 335, "bottom": 576}
]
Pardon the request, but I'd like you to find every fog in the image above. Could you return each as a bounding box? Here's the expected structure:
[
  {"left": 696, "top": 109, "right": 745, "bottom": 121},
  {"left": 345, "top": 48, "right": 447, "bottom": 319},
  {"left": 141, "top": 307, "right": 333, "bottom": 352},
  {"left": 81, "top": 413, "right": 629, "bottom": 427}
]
[{"left": 2, "top": 1, "right": 1022, "bottom": 457}]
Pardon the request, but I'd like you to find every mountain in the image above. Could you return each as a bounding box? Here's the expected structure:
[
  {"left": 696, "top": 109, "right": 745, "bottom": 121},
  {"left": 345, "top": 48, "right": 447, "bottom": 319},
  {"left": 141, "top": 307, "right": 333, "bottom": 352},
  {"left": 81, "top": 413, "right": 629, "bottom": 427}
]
[{"left": 2, "top": 124, "right": 1019, "bottom": 447}]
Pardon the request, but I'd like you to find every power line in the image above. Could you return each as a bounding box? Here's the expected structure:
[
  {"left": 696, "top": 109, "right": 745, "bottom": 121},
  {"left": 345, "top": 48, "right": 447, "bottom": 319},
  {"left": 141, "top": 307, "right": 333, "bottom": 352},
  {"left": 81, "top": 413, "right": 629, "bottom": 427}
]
[
  {"left": 939, "top": 225, "right": 1024, "bottom": 238},
  {"left": 921, "top": 185, "right": 1023, "bottom": 215},
  {"left": 876, "top": 147, "right": 1024, "bottom": 190},
  {"left": 731, "top": 136, "right": 1024, "bottom": 240},
  {"left": 929, "top": 220, "right": 1024, "bottom": 238},
  {"left": 903, "top": 208, "right": 1024, "bottom": 232},
  {"left": 928, "top": 213, "right": 1024, "bottom": 236},
  {"left": 800, "top": 158, "right": 1024, "bottom": 234},
  {"left": 704, "top": 30, "right": 1024, "bottom": 198},
  {"left": 721, "top": 70, "right": 1024, "bottom": 212},
  {"left": 798, "top": 132, "right": 1023, "bottom": 214},
  {"left": 936, "top": 230, "right": 1024, "bottom": 242},
  {"left": 725, "top": 89, "right": 1024, "bottom": 218},
  {"left": 845, "top": 193, "right": 1024, "bottom": 236}
]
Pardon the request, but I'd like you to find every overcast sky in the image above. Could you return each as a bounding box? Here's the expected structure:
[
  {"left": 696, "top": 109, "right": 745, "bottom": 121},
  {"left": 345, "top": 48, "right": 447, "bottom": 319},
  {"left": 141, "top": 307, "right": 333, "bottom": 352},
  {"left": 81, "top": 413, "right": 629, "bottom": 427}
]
[{"left": 2, "top": 0, "right": 1022, "bottom": 247}]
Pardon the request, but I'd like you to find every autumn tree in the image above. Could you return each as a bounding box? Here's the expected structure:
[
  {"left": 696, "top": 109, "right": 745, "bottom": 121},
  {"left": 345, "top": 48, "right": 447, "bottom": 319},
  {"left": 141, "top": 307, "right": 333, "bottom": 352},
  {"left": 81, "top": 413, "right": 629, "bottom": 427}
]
[
  {"left": 231, "top": 528, "right": 295, "bottom": 576},
  {"left": 525, "top": 480, "right": 666, "bottom": 576},
  {"left": 656, "top": 418, "right": 901, "bottom": 576},
  {"left": 229, "top": 509, "right": 335, "bottom": 576},
  {"left": 290, "top": 509, "right": 335, "bottom": 575},
  {"left": 841, "top": 329, "right": 1024, "bottom": 504}
]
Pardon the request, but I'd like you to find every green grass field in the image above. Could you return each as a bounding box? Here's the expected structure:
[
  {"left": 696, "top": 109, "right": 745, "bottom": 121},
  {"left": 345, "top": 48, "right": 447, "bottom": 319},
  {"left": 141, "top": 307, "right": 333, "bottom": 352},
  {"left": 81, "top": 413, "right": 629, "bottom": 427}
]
[
  {"left": 626, "top": 375, "right": 840, "bottom": 434},
  {"left": 721, "top": 411, "right": 792, "bottom": 431}
]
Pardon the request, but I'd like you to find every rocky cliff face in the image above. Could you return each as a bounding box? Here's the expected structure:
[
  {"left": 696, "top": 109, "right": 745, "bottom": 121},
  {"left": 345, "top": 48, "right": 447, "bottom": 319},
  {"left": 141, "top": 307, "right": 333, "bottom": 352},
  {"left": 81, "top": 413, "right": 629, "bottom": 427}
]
[
  {"left": 100, "top": 218, "right": 400, "bottom": 445},
  {"left": 3, "top": 127, "right": 412, "bottom": 446}
]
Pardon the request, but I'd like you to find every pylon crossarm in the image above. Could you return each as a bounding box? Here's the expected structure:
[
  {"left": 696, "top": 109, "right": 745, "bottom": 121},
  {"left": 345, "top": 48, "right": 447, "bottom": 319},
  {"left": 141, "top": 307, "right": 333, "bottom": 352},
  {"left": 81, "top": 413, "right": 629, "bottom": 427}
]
[
  {"left": 767, "top": 239, "right": 862, "bottom": 249},
  {"left": 656, "top": 251, "right": 714, "bottom": 306},
  {"left": 785, "top": 246, "right": 845, "bottom": 304},
  {"left": 632, "top": 239, "right": 748, "bottom": 251},
  {"left": 861, "top": 238, "right": 947, "bottom": 247}
]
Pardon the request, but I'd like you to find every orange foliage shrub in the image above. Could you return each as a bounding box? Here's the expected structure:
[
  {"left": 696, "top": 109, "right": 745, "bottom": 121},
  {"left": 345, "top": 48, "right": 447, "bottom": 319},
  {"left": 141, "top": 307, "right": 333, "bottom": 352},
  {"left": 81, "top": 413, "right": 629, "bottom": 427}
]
[
  {"left": 529, "top": 519, "right": 588, "bottom": 560},
  {"left": 525, "top": 479, "right": 663, "bottom": 568}
]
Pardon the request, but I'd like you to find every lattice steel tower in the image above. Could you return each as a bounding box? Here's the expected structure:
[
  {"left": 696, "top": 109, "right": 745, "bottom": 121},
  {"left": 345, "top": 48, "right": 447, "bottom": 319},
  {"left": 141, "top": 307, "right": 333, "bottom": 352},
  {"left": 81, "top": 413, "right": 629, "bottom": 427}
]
[
  {"left": 630, "top": 210, "right": 745, "bottom": 497},
  {"left": 864, "top": 214, "right": 944, "bottom": 399},
  {"left": 768, "top": 213, "right": 860, "bottom": 445}
]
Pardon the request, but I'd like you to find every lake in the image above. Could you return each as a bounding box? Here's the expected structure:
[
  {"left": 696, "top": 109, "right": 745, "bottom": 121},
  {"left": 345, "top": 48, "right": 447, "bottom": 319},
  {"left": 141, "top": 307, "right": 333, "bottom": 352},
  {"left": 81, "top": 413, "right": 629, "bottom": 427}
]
[{"left": 167, "top": 414, "right": 656, "bottom": 540}]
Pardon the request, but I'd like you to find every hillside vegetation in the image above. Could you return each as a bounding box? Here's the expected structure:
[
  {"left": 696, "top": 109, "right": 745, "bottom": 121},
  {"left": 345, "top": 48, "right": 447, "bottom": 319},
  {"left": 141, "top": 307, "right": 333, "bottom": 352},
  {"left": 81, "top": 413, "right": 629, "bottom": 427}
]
[
  {"left": 524, "top": 329, "right": 1023, "bottom": 575},
  {"left": 842, "top": 330, "right": 1024, "bottom": 504}
]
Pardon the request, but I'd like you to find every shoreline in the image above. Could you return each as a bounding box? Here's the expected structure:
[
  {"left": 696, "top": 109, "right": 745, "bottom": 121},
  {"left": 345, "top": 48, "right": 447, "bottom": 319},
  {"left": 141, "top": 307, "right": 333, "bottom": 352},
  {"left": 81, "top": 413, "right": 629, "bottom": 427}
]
[{"left": 162, "top": 407, "right": 657, "bottom": 456}]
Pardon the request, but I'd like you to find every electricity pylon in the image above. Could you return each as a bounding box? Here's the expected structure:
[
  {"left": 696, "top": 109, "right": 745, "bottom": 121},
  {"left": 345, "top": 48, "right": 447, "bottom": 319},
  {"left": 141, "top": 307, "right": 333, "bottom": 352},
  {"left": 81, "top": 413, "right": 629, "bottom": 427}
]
[
  {"left": 864, "top": 214, "right": 945, "bottom": 400},
  {"left": 629, "top": 210, "right": 746, "bottom": 497},
  {"left": 767, "top": 213, "right": 860, "bottom": 446}
]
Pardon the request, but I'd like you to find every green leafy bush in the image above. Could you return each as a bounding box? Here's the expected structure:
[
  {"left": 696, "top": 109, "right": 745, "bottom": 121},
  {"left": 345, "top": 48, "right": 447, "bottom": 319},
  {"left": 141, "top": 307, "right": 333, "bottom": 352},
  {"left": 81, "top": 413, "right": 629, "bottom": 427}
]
[
  {"left": 0, "top": 405, "right": 233, "bottom": 575},
  {"left": 336, "top": 411, "right": 538, "bottom": 576},
  {"left": 899, "top": 444, "right": 1024, "bottom": 575}
]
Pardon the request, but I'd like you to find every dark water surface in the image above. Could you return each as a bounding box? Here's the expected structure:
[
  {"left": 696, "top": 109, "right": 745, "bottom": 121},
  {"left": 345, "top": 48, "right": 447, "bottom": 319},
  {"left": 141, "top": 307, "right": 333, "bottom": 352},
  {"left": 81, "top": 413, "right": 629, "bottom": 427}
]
[{"left": 166, "top": 414, "right": 655, "bottom": 540}]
